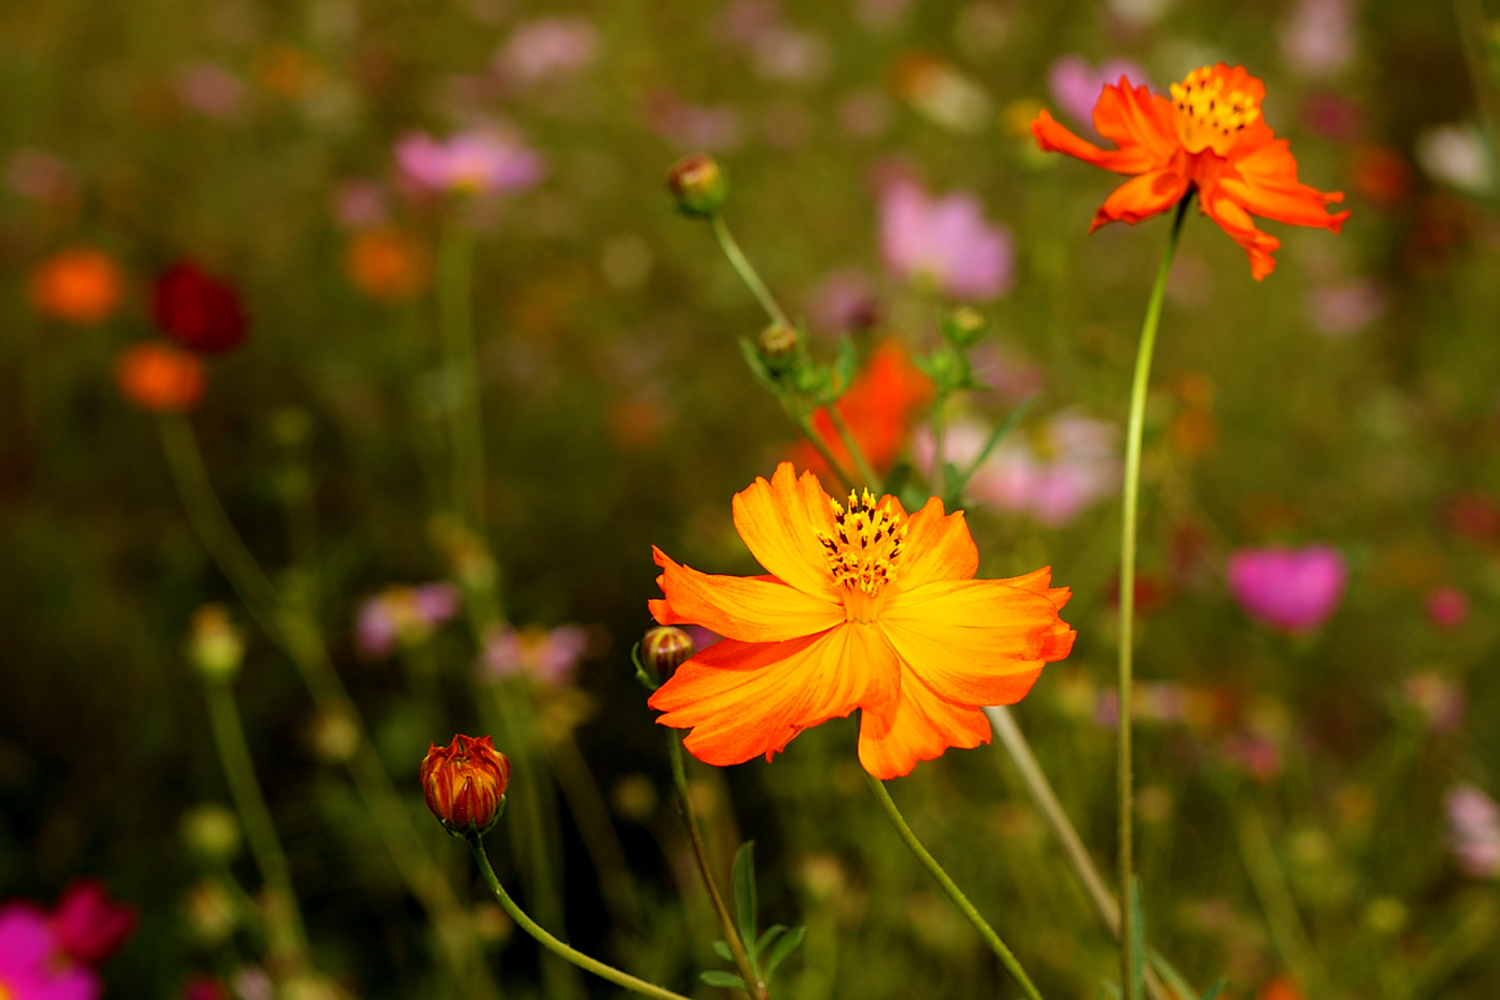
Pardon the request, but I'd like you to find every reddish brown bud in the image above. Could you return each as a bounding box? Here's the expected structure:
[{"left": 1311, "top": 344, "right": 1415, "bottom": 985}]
[
  {"left": 666, "top": 154, "right": 728, "bottom": 217},
  {"left": 640, "top": 626, "right": 695, "bottom": 683},
  {"left": 420, "top": 734, "right": 511, "bottom": 836}
]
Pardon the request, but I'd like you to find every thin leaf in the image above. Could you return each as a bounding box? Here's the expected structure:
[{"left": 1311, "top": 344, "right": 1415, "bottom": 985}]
[
  {"left": 1197, "top": 979, "right": 1225, "bottom": 1000},
  {"left": 763, "top": 925, "right": 806, "bottom": 980},
  {"left": 753, "top": 924, "right": 786, "bottom": 960},
  {"left": 711, "top": 940, "right": 733, "bottom": 963},
  {"left": 731, "top": 840, "right": 758, "bottom": 968},
  {"left": 699, "top": 971, "right": 747, "bottom": 989},
  {"left": 1129, "top": 878, "right": 1146, "bottom": 1000},
  {"left": 1146, "top": 949, "right": 1197, "bottom": 1000}
]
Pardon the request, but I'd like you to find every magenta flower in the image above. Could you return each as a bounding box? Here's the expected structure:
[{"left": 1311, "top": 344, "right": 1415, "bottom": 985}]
[
  {"left": 394, "top": 129, "right": 544, "bottom": 196},
  {"left": 50, "top": 880, "right": 135, "bottom": 966},
  {"left": 1427, "top": 586, "right": 1471, "bottom": 631},
  {"left": 1227, "top": 545, "right": 1347, "bottom": 632},
  {"left": 1447, "top": 784, "right": 1500, "bottom": 878},
  {"left": 1047, "top": 56, "right": 1150, "bottom": 135},
  {"left": 496, "top": 16, "right": 599, "bottom": 83},
  {"left": 479, "top": 624, "right": 590, "bottom": 686},
  {"left": 879, "top": 180, "right": 1013, "bottom": 300},
  {"left": 355, "top": 583, "right": 462, "bottom": 658},
  {"left": 0, "top": 905, "right": 99, "bottom": 1000}
]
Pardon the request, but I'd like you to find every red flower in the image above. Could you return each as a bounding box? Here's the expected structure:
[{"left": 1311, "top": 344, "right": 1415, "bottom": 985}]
[
  {"left": 1031, "top": 63, "right": 1350, "bottom": 280},
  {"left": 420, "top": 734, "right": 511, "bottom": 835},
  {"left": 51, "top": 879, "right": 136, "bottom": 966},
  {"left": 152, "top": 261, "right": 248, "bottom": 354}
]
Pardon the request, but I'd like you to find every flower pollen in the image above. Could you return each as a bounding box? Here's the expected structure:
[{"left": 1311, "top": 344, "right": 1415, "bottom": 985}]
[
  {"left": 817, "top": 489, "right": 908, "bottom": 620},
  {"left": 1170, "top": 66, "right": 1261, "bottom": 154}
]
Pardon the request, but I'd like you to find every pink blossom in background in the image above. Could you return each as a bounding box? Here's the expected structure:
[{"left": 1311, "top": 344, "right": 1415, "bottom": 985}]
[
  {"left": 712, "top": 0, "right": 781, "bottom": 47},
  {"left": 968, "top": 341, "right": 1045, "bottom": 404},
  {"left": 879, "top": 180, "right": 1013, "bottom": 300},
  {"left": 1403, "top": 672, "right": 1465, "bottom": 732},
  {"left": 6, "top": 149, "right": 77, "bottom": 205},
  {"left": 355, "top": 583, "right": 462, "bottom": 657},
  {"left": 394, "top": 129, "right": 544, "bottom": 196},
  {"left": 1426, "top": 586, "right": 1471, "bottom": 630},
  {"left": 961, "top": 412, "right": 1120, "bottom": 526},
  {"left": 1281, "top": 0, "right": 1355, "bottom": 79},
  {"left": 1227, "top": 545, "right": 1347, "bottom": 632},
  {"left": 750, "top": 27, "right": 830, "bottom": 83},
  {"left": 1308, "top": 279, "right": 1386, "bottom": 336},
  {"left": 1222, "top": 731, "right": 1284, "bottom": 782},
  {"left": 480, "top": 624, "right": 590, "bottom": 686},
  {"left": 838, "top": 88, "right": 892, "bottom": 139},
  {"left": 50, "top": 880, "right": 135, "bottom": 966},
  {"left": 646, "top": 93, "right": 745, "bottom": 152},
  {"left": 496, "top": 16, "right": 599, "bottom": 83},
  {"left": 174, "top": 62, "right": 244, "bottom": 118},
  {"left": 1447, "top": 784, "right": 1500, "bottom": 878},
  {"left": 0, "top": 905, "right": 99, "bottom": 1000},
  {"left": 1048, "top": 56, "right": 1151, "bottom": 135},
  {"left": 805, "top": 267, "right": 880, "bottom": 334},
  {"left": 332, "top": 179, "right": 389, "bottom": 229},
  {"left": 1300, "top": 90, "right": 1362, "bottom": 141}
]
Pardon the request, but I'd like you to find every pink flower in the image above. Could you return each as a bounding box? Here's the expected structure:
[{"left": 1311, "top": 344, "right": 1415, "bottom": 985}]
[
  {"left": 355, "top": 583, "right": 462, "bottom": 658},
  {"left": 646, "top": 93, "right": 745, "bottom": 152},
  {"left": 480, "top": 624, "right": 590, "bottom": 686},
  {"left": 1427, "top": 586, "right": 1471, "bottom": 630},
  {"left": 804, "top": 267, "right": 880, "bottom": 334},
  {"left": 1447, "top": 784, "right": 1500, "bottom": 878},
  {"left": 394, "top": 129, "right": 544, "bottom": 196},
  {"left": 496, "top": 17, "right": 599, "bottom": 82},
  {"left": 174, "top": 63, "right": 244, "bottom": 119},
  {"left": 6, "top": 149, "right": 77, "bottom": 206},
  {"left": 332, "top": 180, "right": 389, "bottom": 229},
  {"left": 1228, "top": 545, "right": 1347, "bottom": 632},
  {"left": 50, "top": 881, "right": 135, "bottom": 966},
  {"left": 1308, "top": 279, "right": 1386, "bottom": 336},
  {"left": 1281, "top": 0, "right": 1355, "bottom": 79},
  {"left": 1047, "top": 56, "right": 1150, "bottom": 135},
  {"left": 879, "top": 180, "right": 1013, "bottom": 300},
  {"left": 0, "top": 905, "right": 99, "bottom": 1000}
]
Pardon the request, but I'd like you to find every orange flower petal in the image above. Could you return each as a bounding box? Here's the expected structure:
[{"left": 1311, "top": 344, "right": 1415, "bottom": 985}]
[
  {"left": 883, "top": 569, "right": 1072, "bottom": 630},
  {"left": 649, "top": 622, "right": 900, "bottom": 766},
  {"left": 1091, "top": 79, "right": 1181, "bottom": 165},
  {"left": 857, "top": 665, "right": 992, "bottom": 779},
  {"left": 894, "top": 497, "right": 978, "bottom": 590},
  {"left": 1201, "top": 192, "right": 1282, "bottom": 280},
  {"left": 650, "top": 546, "right": 844, "bottom": 642},
  {"left": 1220, "top": 140, "right": 1351, "bottom": 231},
  {"left": 1031, "top": 109, "right": 1163, "bottom": 175},
  {"left": 1089, "top": 168, "right": 1192, "bottom": 232},
  {"left": 731, "top": 462, "right": 842, "bottom": 601}
]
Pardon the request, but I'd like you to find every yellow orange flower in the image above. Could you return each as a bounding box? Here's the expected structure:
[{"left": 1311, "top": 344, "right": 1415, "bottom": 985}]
[
  {"left": 646, "top": 462, "right": 1075, "bottom": 778},
  {"left": 343, "top": 227, "right": 431, "bottom": 303},
  {"left": 28, "top": 246, "right": 124, "bottom": 325},
  {"left": 1031, "top": 63, "right": 1349, "bottom": 280},
  {"left": 115, "top": 341, "right": 205, "bottom": 412}
]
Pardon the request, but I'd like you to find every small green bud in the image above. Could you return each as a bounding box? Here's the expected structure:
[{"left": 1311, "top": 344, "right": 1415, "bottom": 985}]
[
  {"left": 666, "top": 154, "right": 728, "bottom": 217},
  {"left": 758, "top": 322, "right": 800, "bottom": 367},
  {"left": 189, "top": 604, "right": 245, "bottom": 681},
  {"left": 943, "top": 306, "right": 986, "bottom": 347}
]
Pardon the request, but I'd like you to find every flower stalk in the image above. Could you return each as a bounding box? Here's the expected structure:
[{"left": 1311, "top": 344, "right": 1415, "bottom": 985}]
[
  {"left": 437, "top": 220, "right": 488, "bottom": 536},
  {"left": 710, "top": 214, "right": 790, "bottom": 329}
]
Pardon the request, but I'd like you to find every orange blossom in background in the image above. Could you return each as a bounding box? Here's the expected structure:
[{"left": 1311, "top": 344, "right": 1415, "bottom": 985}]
[
  {"left": 647, "top": 462, "right": 1076, "bottom": 779},
  {"left": 114, "top": 342, "right": 205, "bottom": 413},
  {"left": 27, "top": 246, "right": 125, "bottom": 325},
  {"left": 793, "top": 340, "right": 932, "bottom": 480},
  {"left": 1031, "top": 63, "right": 1349, "bottom": 279}
]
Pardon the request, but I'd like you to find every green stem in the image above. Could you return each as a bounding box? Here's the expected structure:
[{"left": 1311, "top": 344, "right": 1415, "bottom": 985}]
[
  {"left": 202, "top": 678, "right": 308, "bottom": 966},
  {"left": 789, "top": 410, "right": 855, "bottom": 492},
  {"left": 863, "top": 770, "right": 1044, "bottom": 1000},
  {"left": 1117, "top": 194, "right": 1190, "bottom": 1000},
  {"left": 710, "top": 214, "right": 790, "bottom": 328},
  {"left": 438, "top": 219, "right": 487, "bottom": 536},
  {"left": 826, "top": 406, "right": 880, "bottom": 492},
  {"left": 930, "top": 399, "right": 948, "bottom": 499},
  {"left": 468, "top": 834, "right": 697, "bottom": 1000},
  {"left": 669, "top": 734, "right": 768, "bottom": 1000}
]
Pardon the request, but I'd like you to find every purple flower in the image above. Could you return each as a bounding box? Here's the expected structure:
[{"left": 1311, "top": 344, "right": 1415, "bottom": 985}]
[
  {"left": 1048, "top": 56, "right": 1151, "bottom": 135},
  {"left": 0, "top": 905, "right": 99, "bottom": 1000},
  {"left": 1447, "top": 784, "right": 1500, "bottom": 878},
  {"left": 1227, "top": 545, "right": 1347, "bottom": 632},
  {"left": 879, "top": 180, "right": 1013, "bottom": 300},
  {"left": 480, "top": 624, "right": 590, "bottom": 686},
  {"left": 496, "top": 16, "right": 599, "bottom": 83},
  {"left": 355, "top": 583, "right": 463, "bottom": 658},
  {"left": 394, "top": 129, "right": 544, "bottom": 196}
]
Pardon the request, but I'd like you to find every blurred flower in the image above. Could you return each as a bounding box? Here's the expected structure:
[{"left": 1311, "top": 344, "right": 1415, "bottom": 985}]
[
  {"left": 479, "top": 624, "right": 590, "bottom": 685},
  {"left": 1415, "top": 124, "right": 1493, "bottom": 196},
  {"left": 1299, "top": 90, "right": 1361, "bottom": 142},
  {"left": 1222, "top": 730, "right": 1284, "bottom": 782},
  {"left": 646, "top": 462, "right": 1076, "bottom": 778},
  {"left": 1108, "top": 0, "right": 1171, "bottom": 26},
  {"left": 1280, "top": 0, "right": 1354, "bottom": 79},
  {"left": 666, "top": 153, "right": 728, "bottom": 217},
  {"left": 495, "top": 16, "right": 599, "bottom": 83},
  {"left": 189, "top": 604, "right": 245, "bottom": 680},
  {"left": 1228, "top": 544, "right": 1347, "bottom": 632},
  {"left": 152, "top": 261, "right": 248, "bottom": 354},
  {"left": 181, "top": 804, "right": 242, "bottom": 863},
  {"left": 0, "top": 904, "right": 98, "bottom": 1000},
  {"left": 1447, "top": 784, "right": 1500, "bottom": 878},
  {"left": 957, "top": 411, "right": 1120, "bottom": 526},
  {"left": 1350, "top": 145, "right": 1412, "bottom": 208},
  {"left": 1032, "top": 63, "right": 1350, "bottom": 280},
  {"left": 1403, "top": 672, "right": 1465, "bottom": 732},
  {"left": 332, "top": 179, "right": 389, "bottom": 229},
  {"left": 6, "top": 148, "right": 78, "bottom": 205},
  {"left": 1047, "top": 56, "right": 1150, "bottom": 134},
  {"left": 421, "top": 734, "right": 511, "bottom": 835},
  {"left": 355, "top": 583, "right": 461, "bottom": 658},
  {"left": 805, "top": 267, "right": 880, "bottom": 334},
  {"left": 750, "top": 27, "right": 830, "bottom": 83},
  {"left": 859, "top": 0, "right": 910, "bottom": 30},
  {"left": 640, "top": 625, "right": 695, "bottom": 686},
  {"left": 880, "top": 180, "right": 1013, "bottom": 300},
  {"left": 1426, "top": 586, "right": 1471, "bottom": 630},
  {"left": 793, "top": 340, "right": 933, "bottom": 480},
  {"left": 344, "top": 227, "right": 430, "bottom": 303},
  {"left": 394, "top": 128, "right": 544, "bottom": 196},
  {"left": 646, "top": 94, "right": 744, "bottom": 152},
  {"left": 232, "top": 968, "right": 273, "bottom": 1000},
  {"left": 115, "top": 342, "right": 205, "bottom": 412},
  {"left": 50, "top": 881, "right": 135, "bottom": 967},
  {"left": 27, "top": 247, "right": 124, "bottom": 325},
  {"left": 1308, "top": 278, "right": 1386, "bottom": 336},
  {"left": 838, "top": 88, "right": 892, "bottom": 139},
  {"left": 1257, "top": 975, "right": 1305, "bottom": 1000},
  {"left": 185, "top": 976, "right": 231, "bottom": 1000},
  {"left": 174, "top": 62, "right": 245, "bottom": 118},
  {"left": 893, "top": 55, "right": 992, "bottom": 133},
  {"left": 1445, "top": 491, "right": 1500, "bottom": 544}
]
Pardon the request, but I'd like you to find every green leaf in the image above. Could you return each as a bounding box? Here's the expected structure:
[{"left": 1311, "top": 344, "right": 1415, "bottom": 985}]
[
  {"left": 1129, "top": 878, "right": 1146, "bottom": 1000},
  {"left": 1146, "top": 949, "right": 1197, "bottom": 1000},
  {"left": 753, "top": 924, "right": 785, "bottom": 959},
  {"left": 731, "top": 840, "right": 758, "bottom": 966},
  {"left": 699, "top": 970, "right": 747, "bottom": 989},
  {"left": 831, "top": 336, "right": 858, "bottom": 398},
  {"left": 1197, "top": 979, "right": 1225, "bottom": 1000},
  {"left": 711, "top": 940, "right": 733, "bottom": 963},
  {"left": 945, "top": 393, "right": 1035, "bottom": 504},
  {"left": 738, "top": 336, "right": 780, "bottom": 393},
  {"left": 763, "top": 925, "right": 805, "bottom": 980}
]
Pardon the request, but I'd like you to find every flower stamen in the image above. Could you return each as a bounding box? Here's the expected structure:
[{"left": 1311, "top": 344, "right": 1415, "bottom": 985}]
[
  {"left": 817, "top": 490, "right": 908, "bottom": 621},
  {"left": 1169, "top": 66, "right": 1261, "bottom": 153}
]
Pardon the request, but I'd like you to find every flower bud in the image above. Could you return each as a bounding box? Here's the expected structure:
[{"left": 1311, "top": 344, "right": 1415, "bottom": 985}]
[
  {"left": 666, "top": 154, "right": 728, "bottom": 217},
  {"left": 189, "top": 604, "right": 245, "bottom": 681},
  {"left": 758, "top": 323, "right": 800, "bottom": 366},
  {"left": 637, "top": 625, "right": 695, "bottom": 688},
  {"left": 942, "top": 306, "right": 985, "bottom": 346},
  {"left": 420, "top": 734, "right": 510, "bottom": 836}
]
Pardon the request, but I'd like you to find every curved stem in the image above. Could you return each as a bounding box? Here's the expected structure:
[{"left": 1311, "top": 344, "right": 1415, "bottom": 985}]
[
  {"left": 863, "top": 770, "right": 1044, "bottom": 1000},
  {"left": 1118, "top": 195, "right": 1191, "bottom": 1000},
  {"left": 468, "top": 833, "right": 697, "bottom": 1000},
  {"left": 825, "top": 406, "right": 880, "bottom": 491},
  {"left": 669, "top": 734, "right": 768, "bottom": 1000},
  {"left": 710, "top": 215, "right": 790, "bottom": 328}
]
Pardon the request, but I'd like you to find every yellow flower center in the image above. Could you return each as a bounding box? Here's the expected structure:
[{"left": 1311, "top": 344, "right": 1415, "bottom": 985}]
[
  {"left": 816, "top": 489, "right": 909, "bottom": 622},
  {"left": 1169, "top": 66, "right": 1260, "bottom": 154}
]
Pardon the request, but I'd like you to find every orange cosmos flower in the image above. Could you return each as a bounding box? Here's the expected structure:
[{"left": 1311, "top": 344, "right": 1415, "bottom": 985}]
[
  {"left": 793, "top": 340, "right": 933, "bottom": 480},
  {"left": 28, "top": 246, "right": 125, "bottom": 325},
  {"left": 1031, "top": 63, "right": 1350, "bottom": 280},
  {"left": 646, "top": 462, "right": 1076, "bottom": 779},
  {"left": 115, "top": 341, "right": 205, "bottom": 412}
]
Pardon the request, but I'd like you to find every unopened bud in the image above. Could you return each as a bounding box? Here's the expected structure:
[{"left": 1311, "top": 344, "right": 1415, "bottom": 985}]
[
  {"left": 758, "top": 322, "right": 800, "bottom": 365},
  {"left": 943, "top": 306, "right": 985, "bottom": 346},
  {"left": 666, "top": 154, "right": 728, "bottom": 217},
  {"left": 638, "top": 626, "right": 695, "bottom": 687},
  {"left": 189, "top": 605, "right": 244, "bottom": 681},
  {"left": 420, "top": 734, "right": 511, "bottom": 837},
  {"left": 181, "top": 805, "right": 242, "bottom": 863}
]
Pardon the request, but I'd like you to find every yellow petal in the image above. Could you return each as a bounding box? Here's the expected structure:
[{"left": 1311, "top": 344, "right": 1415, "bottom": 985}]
[
  {"left": 895, "top": 496, "right": 978, "bottom": 590},
  {"left": 652, "top": 546, "right": 844, "bottom": 643},
  {"left": 732, "top": 462, "right": 842, "bottom": 601},
  {"left": 856, "top": 664, "right": 991, "bottom": 779}
]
